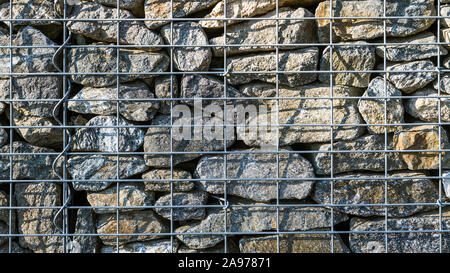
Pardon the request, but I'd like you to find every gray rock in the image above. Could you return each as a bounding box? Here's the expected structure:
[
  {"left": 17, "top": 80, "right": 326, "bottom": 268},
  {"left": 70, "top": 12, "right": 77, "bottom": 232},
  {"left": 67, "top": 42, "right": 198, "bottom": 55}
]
[
  {"left": 194, "top": 148, "right": 315, "bottom": 202},
  {"left": 405, "top": 89, "right": 450, "bottom": 122},
  {"left": 357, "top": 77, "right": 404, "bottom": 134},
  {"left": 72, "top": 116, "right": 145, "bottom": 152},
  {"left": 67, "top": 155, "right": 148, "bottom": 191},
  {"left": 83, "top": 0, "right": 144, "bottom": 15},
  {"left": 180, "top": 75, "right": 240, "bottom": 106},
  {"left": 313, "top": 171, "right": 438, "bottom": 217},
  {"left": 144, "top": 115, "right": 235, "bottom": 167},
  {"left": 311, "top": 135, "right": 408, "bottom": 175},
  {"left": 101, "top": 239, "right": 178, "bottom": 253},
  {"left": 376, "top": 32, "right": 447, "bottom": 62},
  {"left": 209, "top": 7, "right": 317, "bottom": 56},
  {"left": 96, "top": 210, "right": 168, "bottom": 245},
  {"left": 160, "top": 22, "right": 212, "bottom": 72},
  {"left": 15, "top": 182, "right": 62, "bottom": 253},
  {"left": 433, "top": 73, "right": 450, "bottom": 93},
  {"left": 441, "top": 5, "right": 450, "bottom": 28},
  {"left": 143, "top": 169, "right": 195, "bottom": 192},
  {"left": 386, "top": 60, "right": 437, "bottom": 93},
  {"left": 0, "top": 128, "right": 7, "bottom": 148},
  {"left": 176, "top": 206, "right": 348, "bottom": 249},
  {"left": 319, "top": 42, "right": 375, "bottom": 88},
  {"left": 316, "top": 0, "right": 436, "bottom": 42},
  {"left": 68, "top": 82, "right": 159, "bottom": 122},
  {"left": 0, "top": 190, "right": 14, "bottom": 232},
  {"left": 154, "top": 191, "right": 208, "bottom": 221},
  {"left": 237, "top": 83, "right": 364, "bottom": 146},
  {"left": 226, "top": 47, "right": 319, "bottom": 88},
  {"left": 0, "top": 241, "right": 31, "bottom": 253},
  {"left": 0, "top": 0, "right": 61, "bottom": 27},
  {"left": 68, "top": 46, "right": 169, "bottom": 87},
  {"left": 350, "top": 209, "right": 450, "bottom": 253},
  {"left": 0, "top": 102, "right": 5, "bottom": 115},
  {"left": 72, "top": 208, "right": 99, "bottom": 253},
  {"left": 178, "top": 242, "right": 239, "bottom": 253},
  {"left": 154, "top": 76, "right": 179, "bottom": 115},
  {"left": 68, "top": 2, "right": 163, "bottom": 50}
]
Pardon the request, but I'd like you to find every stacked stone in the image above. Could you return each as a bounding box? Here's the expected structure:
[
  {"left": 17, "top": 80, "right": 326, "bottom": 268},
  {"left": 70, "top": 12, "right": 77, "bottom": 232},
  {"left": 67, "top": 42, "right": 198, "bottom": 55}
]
[{"left": 0, "top": 0, "right": 450, "bottom": 253}]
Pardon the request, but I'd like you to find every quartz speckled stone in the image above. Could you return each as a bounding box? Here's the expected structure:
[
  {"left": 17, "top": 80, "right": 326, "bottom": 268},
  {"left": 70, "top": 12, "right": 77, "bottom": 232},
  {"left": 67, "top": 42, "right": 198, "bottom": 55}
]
[
  {"left": 386, "top": 60, "right": 437, "bottom": 93},
  {"left": 405, "top": 89, "right": 450, "bottom": 122}
]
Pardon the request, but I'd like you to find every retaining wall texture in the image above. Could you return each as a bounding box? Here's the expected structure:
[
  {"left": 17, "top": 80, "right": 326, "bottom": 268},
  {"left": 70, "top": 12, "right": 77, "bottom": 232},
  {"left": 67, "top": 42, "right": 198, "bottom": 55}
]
[{"left": 1, "top": 0, "right": 450, "bottom": 253}]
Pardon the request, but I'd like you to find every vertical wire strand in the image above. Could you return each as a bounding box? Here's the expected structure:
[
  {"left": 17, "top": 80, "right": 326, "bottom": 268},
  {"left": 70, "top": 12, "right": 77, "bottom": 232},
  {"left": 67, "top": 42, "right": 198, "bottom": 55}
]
[
  {"left": 383, "top": 0, "right": 389, "bottom": 254},
  {"left": 328, "top": 0, "right": 335, "bottom": 253},
  {"left": 8, "top": 0, "right": 13, "bottom": 254},
  {"left": 437, "top": 0, "right": 444, "bottom": 254},
  {"left": 222, "top": 0, "right": 228, "bottom": 254},
  {"left": 115, "top": 0, "right": 121, "bottom": 253},
  {"left": 169, "top": 0, "right": 174, "bottom": 254},
  {"left": 275, "top": 0, "right": 281, "bottom": 254}
]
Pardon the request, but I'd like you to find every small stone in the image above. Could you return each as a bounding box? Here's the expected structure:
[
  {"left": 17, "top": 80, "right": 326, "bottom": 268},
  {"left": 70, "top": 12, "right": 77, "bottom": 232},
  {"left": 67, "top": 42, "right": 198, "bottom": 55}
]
[
  {"left": 239, "top": 232, "right": 350, "bottom": 253},
  {"left": 319, "top": 42, "right": 375, "bottom": 88},
  {"left": 226, "top": 47, "right": 319, "bottom": 88},
  {"left": 441, "top": 5, "right": 450, "bottom": 28},
  {"left": 194, "top": 148, "right": 315, "bottom": 202},
  {"left": 176, "top": 206, "right": 348, "bottom": 249},
  {"left": 67, "top": 155, "right": 148, "bottom": 191},
  {"left": 154, "top": 191, "right": 208, "bottom": 221},
  {"left": 209, "top": 7, "right": 317, "bottom": 56},
  {"left": 154, "top": 76, "right": 179, "bottom": 115},
  {"left": 144, "top": 0, "right": 220, "bottom": 29},
  {"left": 433, "top": 73, "right": 450, "bottom": 93},
  {"left": 442, "top": 28, "right": 450, "bottom": 49},
  {"left": 405, "top": 88, "right": 450, "bottom": 122},
  {"left": 443, "top": 171, "right": 450, "bottom": 198},
  {"left": 72, "top": 116, "right": 145, "bottom": 152},
  {"left": 68, "top": 46, "right": 169, "bottom": 87},
  {"left": 15, "top": 182, "right": 62, "bottom": 253},
  {"left": 376, "top": 32, "right": 447, "bottom": 62},
  {"left": 96, "top": 210, "right": 168, "bottom": 245},
  {"left": 357, "top": 77, "right": 404, "bottom": 134},
  {"left": 313, "top": 171, "right": 438, "bottom": 217},
  {"left": 142, "top": 169, "right": 195, "bottom": 192},
  {"left": 386, "top": 60, "right": 437, "bottom": 93},
  {"left": 72, "top": 208, "right": 100, "bottom": 253},
  {"left": 0, "top": 128, "right": 7, "bottom": 148},
  {"left": 160, "top": 22, "right": 212, "bottom": 72},
  {"left": 316, "top": 0, "right": 436, "bottom": 42},
  {"left": 180, "top": 75, "right": 240, "bottom": 106},
  {"left": 68, "top": 82, "right": 159, "bottom": 122},
  {"left": 0, "top": 102, "right": 5, "bottom": 115},
  {"left": 68, "top": 2, "right": 163, "bottom": 50},
  {"left": 101, "top": 239, "right": 178, "bottom": 253}
]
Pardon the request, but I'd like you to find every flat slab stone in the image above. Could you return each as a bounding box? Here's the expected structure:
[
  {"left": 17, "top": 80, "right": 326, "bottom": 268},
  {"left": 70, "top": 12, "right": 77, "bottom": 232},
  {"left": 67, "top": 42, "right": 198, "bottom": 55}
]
[
  {"left": 154, "top": 191, "right": 208, "bottom": 221},
  {"left": 101, "top": 239, "right": 179, "bottom": 253},
  {"left": 386, "top": 60, "right": 437, "bottom": 93},
  {"left": 143, "top": 169, "right": 195, "bottom": 192}
]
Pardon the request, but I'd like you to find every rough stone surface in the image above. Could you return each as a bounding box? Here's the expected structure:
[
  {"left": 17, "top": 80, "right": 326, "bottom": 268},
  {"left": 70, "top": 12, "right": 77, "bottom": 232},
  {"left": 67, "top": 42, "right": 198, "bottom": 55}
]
[
  {"left": 386, "top": 60, "right": 437, "bottom": 93},
  {"left": 160, "top": 22, "right": 212, "bottom": 72},
  {"left": 68, "top": 82, "right": 159, "bottom": 122},
  {"left": 143, "top": 169, "right": 195, "bottom": 192},
  {"left": 405, "top": 89, "right": 450, "bottom": 122},
  {"left": 316, "top": 0, "right": 436, "bottom": 42},
  {"left": 238, "top": 83, "right": 364, "bottom": 146},
  {"left": 433, "top": 73, "right": 450, "bottom": 93},
  {"left": 68, "top": 46, "right": 169, "bottom": 87},
  {"left": 87, "top": 183, "right": 154, "bottom": 214},
  {"left": 72, "top": 116, "right": 145, "bottom": 152},
  {"left": 96, "top": 210, "right": 168, "bottom": 245},
  {"left": 154, "top": 191, "right": 208, "bottom": 221},
  {"left": 180, "top": 75, "right": 240, "bottom": 105},
  {"left": 0, "top": 190, "right": 13, "bottom": 228},
  {"left": 72, "top": 208, "right": 99, "bottom": 254},
  {"left": 67, "top": 155, "right": 148, "bottom": 192},
  {"left": 101, "top": 239, "right": 178, "bottom": 253},
  {"left": 0, "top": 0, "right": 61, "bottom": 27},
  {"left": 357, "top": 77, "right": 404, "bottom": 134},
  {"left": 68, "top": 2, "right": 163, "bottom": 50},
  {"left": 0, "top": 128, "right": 7, "bottom": 148},
  {"left": 0, "top": 241, "right": 31, "bottom": 253},
  {"left": 194, "top": 148, "right": 315, "bottom": 202},
  {"left": 83, "top": 0, "right": 144, "bottom": 15},
  {"left": 226, "top": 47, "right": 319, "bottom": 88},
  {"left": 154, "top": 76, "right": 179, "bottom": 115},
  {"left": 209, "top": 7, "right": 317, "bottom": 56},
  {"left": 319, "top": 42, "right": 375, "bottom": 88},
  {"left": 313, "top": 171, "right": 438, "bottom": 217}
]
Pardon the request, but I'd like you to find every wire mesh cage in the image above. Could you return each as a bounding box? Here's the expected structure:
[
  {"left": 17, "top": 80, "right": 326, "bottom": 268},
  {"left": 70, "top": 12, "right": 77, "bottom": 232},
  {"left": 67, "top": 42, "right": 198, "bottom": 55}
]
[{"left": 0, "top": 0, "right": 450, "bottom": 254}]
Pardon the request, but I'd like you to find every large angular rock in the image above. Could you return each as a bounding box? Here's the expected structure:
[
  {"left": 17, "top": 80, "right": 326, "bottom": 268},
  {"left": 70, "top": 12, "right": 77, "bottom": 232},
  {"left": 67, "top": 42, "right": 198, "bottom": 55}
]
[
  {"left": 194, "top": 148, "right": 315, "bottom": 202},
  {"left": 313, "top": 171, "right": 438, "bottom": 217},
  {"left": 239, "top": 233, "right": 350, "bottom": 253},
  {"left": 67, "top": 155, "right": 148, "bottom": 191},
  {"left": 319, "top": 42, "right": 375, "bottom": 88},
  {"left": 144, "top": 0, "right": 221, "bottom": 29},
  {"left": 143, "top": 169, "right": 195, "bottom": 192},
  {"left": 176, "top": 206, "right": 348, "bottom": 249},
  {"left": 15, "top": 182, "right": 62, "bottom": 253},
  {"left": 0, "top": 0, "right": 60, "bottom": 27},
  {"left": 68, "top": 2, "right": 163, "bottom": 50},
  {"left": 160, "top": 22, "right": 212, "bottom": 72},
  {"left": 154, "top": 76, "right": 179, "bottom": 115},
  {"left": 237, "top": 83, "right": 364, "bottom": 147},
  {"left": 144, "top": 115, "right": 235, "bottom": 167},
  {"left": 72, "top": 208, "right": 99, "bottom": 253},
  {"left": 101, "top": 239, "right": 178, "bottom": 253},
  {"left": 376, "top": 32, "right": 447, "bottom": 62},
  {"left": 87, "top": 183, "right": 154, "bottom": 214},
  {"left": 154, "top": 191, "right": 208, "bottom": 221},
  {"left": 315, "top": 0, "right": 436, "bottom": 42},
  {"left": 405, "top": 89, "right": 450, "bottom": 122},
  {"left": 68, "top": 46, "right": 169, "bottom": 87},
  {"left": 180, "top": 75, "right": 240, "bottom": 106},
  {"left": 386, "top": 60, "right": 437, "bottom": 93},
  {"left": 96, "top": 210, "right": 168, "bottom": 245},
  {"left": 68, "top": 82, "right": 159, "bottom": 122},
  {"left": 209, "top": 7, "right": 317, "bottom": 56},
  {"left": 350, "top": 209, "right": 450, "bottom": 253},
  {"left": 311, "top": 135, "right": 408, "bottom": 175},
  {"left": 226, "top": 47, "right": 319, "bottom": 88},
  {"left": 72, "top": 116, "right": 145, "bottom": 152},
  {"left": 357, "top": 77, "right": 404, "bottom": 134}
]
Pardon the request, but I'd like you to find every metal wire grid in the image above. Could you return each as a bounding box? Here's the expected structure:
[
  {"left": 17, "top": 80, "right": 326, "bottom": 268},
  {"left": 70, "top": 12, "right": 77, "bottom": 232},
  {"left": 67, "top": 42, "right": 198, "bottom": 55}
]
[{"left": 0, "top": 0, "right": 448, "bottom": 253}]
